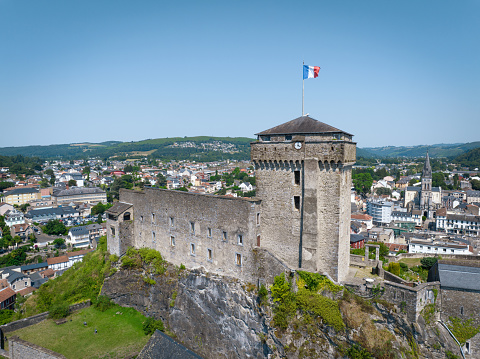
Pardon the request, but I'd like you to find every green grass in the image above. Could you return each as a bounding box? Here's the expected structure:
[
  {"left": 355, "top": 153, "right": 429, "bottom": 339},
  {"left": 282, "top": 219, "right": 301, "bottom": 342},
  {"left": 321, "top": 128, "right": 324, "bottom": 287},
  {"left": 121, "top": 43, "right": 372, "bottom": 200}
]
[
  {"left": 398, "top": 258, "right": 421, "bottom": 268},
  {"left": 9, "top": 305, "right": 151, "bottom": 359}
]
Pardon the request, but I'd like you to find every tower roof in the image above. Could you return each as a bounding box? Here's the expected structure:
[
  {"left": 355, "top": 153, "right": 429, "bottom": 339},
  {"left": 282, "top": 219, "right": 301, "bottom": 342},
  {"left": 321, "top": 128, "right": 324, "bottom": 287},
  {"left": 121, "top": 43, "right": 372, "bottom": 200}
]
[
  {"left": 255, "top": 115, "right": 352, "bottom": 136},
  {"left": 423, "top": 151, "right": 432, "bottom": 178}
]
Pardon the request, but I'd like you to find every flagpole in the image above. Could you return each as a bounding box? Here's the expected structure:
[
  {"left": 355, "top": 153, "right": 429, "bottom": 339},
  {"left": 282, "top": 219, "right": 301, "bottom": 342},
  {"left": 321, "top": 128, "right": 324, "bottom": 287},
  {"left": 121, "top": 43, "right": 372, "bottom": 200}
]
[{"left": 302, "top": 61, "right": 304, "bottom": 116}]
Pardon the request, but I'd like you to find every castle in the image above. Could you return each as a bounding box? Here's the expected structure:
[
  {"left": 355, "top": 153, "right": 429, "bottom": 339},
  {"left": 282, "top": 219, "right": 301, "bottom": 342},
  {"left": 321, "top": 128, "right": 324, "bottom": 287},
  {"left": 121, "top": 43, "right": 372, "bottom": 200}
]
[{"left": 106, "top": 116, "right": 356, "bottom": 283}]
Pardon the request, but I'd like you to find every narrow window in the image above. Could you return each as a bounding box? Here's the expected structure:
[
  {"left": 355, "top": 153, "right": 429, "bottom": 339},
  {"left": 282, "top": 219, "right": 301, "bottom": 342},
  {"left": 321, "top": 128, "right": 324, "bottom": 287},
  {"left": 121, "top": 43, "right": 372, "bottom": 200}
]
[
  {"left": 190, "top": 222, "right": 195, "bottom": 234},
  {"left": 465, "top": 342, "right": 470, "bottom": 354},
  {"left": 257, "top": 235, "right": 261, "bottom": 247},
  {"left": 236, "top": 253, "right": 242, "bottom": 266},
  {"left": 170, "top": 217, "right": 174, "bottom": 227},
  {"left": 461, "top": 306, "right": 464, "bottom": 315},
  {"left": 294, "top": 196, "right": 300, "bottom": 210},
  {"left": 223, "top": 231, "right": 227, "bottom": 241},
  {"left": 152, "top": 213, "right": 155, "bottom": 224},
  {"left": 111, "top": 226, "right": 115, "bottom": 235},
  {"left": 207, "top": 227, "right": 212, "bottom": 237},
  {"left": 237, "top": 234, "right": 243, "bottom": 246},
  {"left": 294, "top": 170, "right": 300, "bottom": 185},
  {"left": 170, "top": 236, "right": 175, "bottom": 247},
  {"left": 207, "top": 248, "right": 212, "bottom": 261},
  {"left": 256, "top": 213, "right": 260, "bottom": 225},
  {"left": 152, "top": 231, "right": 156, "bottom": 242},
  {"left": 191, "top": 243, "right": 195, "bottom": 256}
]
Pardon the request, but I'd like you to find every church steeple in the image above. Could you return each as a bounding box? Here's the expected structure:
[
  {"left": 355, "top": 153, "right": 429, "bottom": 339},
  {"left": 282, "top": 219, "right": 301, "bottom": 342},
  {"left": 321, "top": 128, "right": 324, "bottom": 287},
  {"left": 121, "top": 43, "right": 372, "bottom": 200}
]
[{"left": 423, "top": 151, "right": 432, "bottom": 178}]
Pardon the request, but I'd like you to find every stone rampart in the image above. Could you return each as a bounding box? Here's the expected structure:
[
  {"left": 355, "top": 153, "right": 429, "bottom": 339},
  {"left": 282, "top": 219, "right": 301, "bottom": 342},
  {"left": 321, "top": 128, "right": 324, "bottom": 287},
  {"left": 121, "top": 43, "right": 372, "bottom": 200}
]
[
  {"left": 0, "top": 301, "right": 91, "bottom": 351},
  {"left": 119, "top": 188, "right": 261, "bottom": 283},
  {"left": 381, "top": 281, "right": 440, "bottom": 322},
  {"left": 8, "top": 336, "right": 67, "bottom": 359}
]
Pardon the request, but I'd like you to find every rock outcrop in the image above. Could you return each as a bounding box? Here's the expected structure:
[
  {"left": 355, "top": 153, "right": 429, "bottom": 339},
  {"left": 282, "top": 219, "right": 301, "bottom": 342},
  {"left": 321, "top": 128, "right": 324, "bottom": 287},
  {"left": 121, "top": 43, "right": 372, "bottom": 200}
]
[{"left": 101, "top": 266, "right": 462, "bottom": 359}]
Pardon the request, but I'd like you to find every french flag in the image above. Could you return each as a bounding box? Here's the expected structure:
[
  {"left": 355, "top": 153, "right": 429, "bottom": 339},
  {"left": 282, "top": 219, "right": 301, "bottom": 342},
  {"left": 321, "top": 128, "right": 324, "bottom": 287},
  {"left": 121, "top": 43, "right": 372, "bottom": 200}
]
[{"left": 303, "top": 65, "right": 320, "bottom": 79}]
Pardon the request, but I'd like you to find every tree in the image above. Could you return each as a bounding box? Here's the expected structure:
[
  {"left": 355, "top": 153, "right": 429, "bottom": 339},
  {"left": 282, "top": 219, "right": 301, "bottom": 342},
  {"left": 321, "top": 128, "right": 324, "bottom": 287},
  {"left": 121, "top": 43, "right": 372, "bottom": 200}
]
[
  {"left": 156, "top": 173, "right": 167, "bottom": 187},
  {"left": 408, "top": 178, "right": 419, "bottom": 186},
  {"left": 82, "top": 166, "right": 91, "bottom": 175},
  {"left": 53, "top": 237, "right": 65, "bottom": 248},
  {"left": 39, "top": 178, "right": 49, "bottom": 188},
  {"left": 471, "top": 179, "right": 480, "bottom": 191},
  {"left": 432, "top": 172, "right": 447, "bottom": 189},
  {"left": 68, "top": 179, "right": 77, "bottom": 187},
  {"left": 352, "top": 173, "right": 373, "bottom": 196},
  {"left": 420, "top": 257, "right": 438, "bottom": 270},
  {"left": 42, "top": 220, "right": 68, "bottom": 236},
  {"left": 97, "top": 214, "right": 102, "bottom": 224},
  {"left": 49, "top": 174, "right": 56, "bottom": 186},
  {"left": 375, "top": 187, "right": 392, "bottom": 196},
  {"left": 0, "top": 182, "right": 15, "bottom": 192}
]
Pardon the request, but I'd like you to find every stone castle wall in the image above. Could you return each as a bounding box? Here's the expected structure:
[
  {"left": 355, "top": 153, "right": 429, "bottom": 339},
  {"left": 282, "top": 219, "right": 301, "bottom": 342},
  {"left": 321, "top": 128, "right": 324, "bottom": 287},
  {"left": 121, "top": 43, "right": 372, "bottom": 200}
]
[
  {"left": 118, "top": 188, "right": 263, "bottom": 282},
  {"left": 440, "top": 288, "right": 480, "bottom": 327}
]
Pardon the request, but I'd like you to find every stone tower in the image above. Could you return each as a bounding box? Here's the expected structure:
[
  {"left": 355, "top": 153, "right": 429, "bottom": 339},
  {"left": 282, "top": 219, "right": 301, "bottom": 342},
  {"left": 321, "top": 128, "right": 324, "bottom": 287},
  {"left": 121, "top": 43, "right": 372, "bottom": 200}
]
[
  {"left": 251, "top": 116, "right": 356, "bottom": 283},
  {"left": 420, "top": 151, "right": 432, "bottom": 214}
]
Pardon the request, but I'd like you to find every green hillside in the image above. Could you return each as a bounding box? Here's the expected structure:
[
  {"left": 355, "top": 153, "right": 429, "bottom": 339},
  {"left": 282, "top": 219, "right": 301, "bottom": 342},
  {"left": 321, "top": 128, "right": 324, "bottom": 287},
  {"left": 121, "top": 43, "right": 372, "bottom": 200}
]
[{"left": 362, "top": 142, "right": 480, "bottom": 158}]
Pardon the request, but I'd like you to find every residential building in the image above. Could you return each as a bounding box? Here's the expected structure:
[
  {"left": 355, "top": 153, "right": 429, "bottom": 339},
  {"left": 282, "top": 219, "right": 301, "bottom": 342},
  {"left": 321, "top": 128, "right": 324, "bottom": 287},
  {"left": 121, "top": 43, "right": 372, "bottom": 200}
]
[
  {"left": 53, "top": 187, "right": 107, "bottom": 205},
  {"left": 25, "top": 206, "right": 81, "bottom": 223},
  {"left": 1, "top": 187, "right": 40, "bottom": 206},
  {"left": 366, "top": 200, "right": 393, "bottom": 225},
  {"left": 350, "top": 234, "right": 365, "bottom": 249},
  {"left": 0, "top": 288, "right": 16, "bottom": 309},
  {"left": 4, "top": 209, "right": 25, "bottom": 227},
  {"left": 47, "top": 256, "right": 70, "bottom": 271},
  {"left": 436, "top": 212, "right": 480, "bottom": 236},
  {"left": 351, "top": 213, "right": 373, "bottom": 229},
  {"left": 467, "top": 190, "right": 480, "bottom": 204},
  {"left": 409, "top": 239, "right": 473, "bottom": 255},
  {"left": 68, "top": 226, "right": 90, "bottom": 248},
  {"left": 0, "top": 203, "right": 14, "bottom": 216}
]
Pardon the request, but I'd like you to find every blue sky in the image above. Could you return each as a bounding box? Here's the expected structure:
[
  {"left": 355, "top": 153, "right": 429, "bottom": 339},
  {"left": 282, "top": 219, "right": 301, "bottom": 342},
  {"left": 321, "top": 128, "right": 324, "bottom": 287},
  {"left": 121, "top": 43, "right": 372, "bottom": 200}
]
[{"left": 1, "top": 0, "right": 479, "bottom": 148}]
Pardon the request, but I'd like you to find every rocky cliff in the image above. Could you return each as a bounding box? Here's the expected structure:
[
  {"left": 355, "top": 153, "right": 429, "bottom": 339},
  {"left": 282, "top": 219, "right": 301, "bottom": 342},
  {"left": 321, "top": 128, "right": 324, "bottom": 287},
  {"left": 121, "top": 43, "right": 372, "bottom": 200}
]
[{"left": 101, "top": 265, "right": 462, "bottom": 359}]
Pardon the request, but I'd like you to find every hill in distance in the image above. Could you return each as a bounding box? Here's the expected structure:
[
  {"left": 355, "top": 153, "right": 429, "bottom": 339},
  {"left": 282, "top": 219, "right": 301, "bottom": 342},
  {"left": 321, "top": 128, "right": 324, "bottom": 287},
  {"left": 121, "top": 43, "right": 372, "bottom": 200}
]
[{"left": 1, "top": 137, "right": 479, "bottom": 161}]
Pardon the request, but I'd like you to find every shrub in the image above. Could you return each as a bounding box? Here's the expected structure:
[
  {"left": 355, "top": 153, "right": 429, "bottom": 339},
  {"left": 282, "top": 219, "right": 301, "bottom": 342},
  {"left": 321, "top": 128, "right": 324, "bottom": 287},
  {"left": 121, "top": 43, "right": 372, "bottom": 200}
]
[
  {"left": 258, "top": 284, "right": 268, "bottom": 304},
  {"left": 109, "top": 254, "right": 119, "bottom": 263},
  {"left": 143, "top": 317, "right": 164, "bottom": 335},
  {"left": 93, "top": 295, "right": 114, "bottom": 312},
  {"left": 420, "top": 257, "right": 438, "bottom": 270},
  {"left": 296, "top": 288, "right": 345, "bottom": 331},
  {"left": 297, "top": 271, "right": 343, "bottom": 293},
  {"left": 48, "top": 302, "right": 70, "bottom": 319},
  {"left": 387, "top": 262, "right": 400, "bottom": 276},
  {"left": 346, "top": 344, "right": 373, "bottom": 359},
  {"left": 448, "top": 317, "right": 480, "bottom": 344}
]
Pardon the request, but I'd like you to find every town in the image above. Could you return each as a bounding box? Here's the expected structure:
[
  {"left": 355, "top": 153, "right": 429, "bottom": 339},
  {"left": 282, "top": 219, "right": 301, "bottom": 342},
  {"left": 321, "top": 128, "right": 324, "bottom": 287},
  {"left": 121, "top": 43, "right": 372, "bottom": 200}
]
[{"left": 0, "top": 137, "right": 480, "bottom": 357}]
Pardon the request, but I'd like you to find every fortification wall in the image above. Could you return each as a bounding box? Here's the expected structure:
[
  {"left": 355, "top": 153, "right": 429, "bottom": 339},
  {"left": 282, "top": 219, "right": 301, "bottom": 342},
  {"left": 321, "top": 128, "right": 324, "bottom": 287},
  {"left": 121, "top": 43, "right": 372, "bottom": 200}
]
[
  {"left": 382, "top": 281, "right": 440, "bottom": 322},
  {"left": 8, "top": 336, "right": 67, "bottom": 359},
  {"left": 119, "top": 188, "right": 261, "bottom": 282},
  {"left": 440, "top": 288, "right": 480, "bottom": 327}
]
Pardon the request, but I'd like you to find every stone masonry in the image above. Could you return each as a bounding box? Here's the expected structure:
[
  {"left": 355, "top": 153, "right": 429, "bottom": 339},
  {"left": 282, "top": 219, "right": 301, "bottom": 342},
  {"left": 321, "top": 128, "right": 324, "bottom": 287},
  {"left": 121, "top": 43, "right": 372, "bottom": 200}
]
[{"left": 107, "top": 115, "right": 356, "bottom": 283}]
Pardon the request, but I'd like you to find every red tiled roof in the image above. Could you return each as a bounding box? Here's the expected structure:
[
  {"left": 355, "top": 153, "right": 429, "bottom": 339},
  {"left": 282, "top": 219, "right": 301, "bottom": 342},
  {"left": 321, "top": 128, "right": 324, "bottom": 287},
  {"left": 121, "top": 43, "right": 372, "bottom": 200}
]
[
  {"left": 67, "top": 249, "right": 93, "bottom": 257},
  {"left": 47, "top": 256, "right": 69, "bottom": 265},
  {"left": 351, "top": 214, "right": 373, "bottom": 221},
  {"left": 40, "top": 268, "right": 55, "bottom": 277},
  {"left": 18, "top": 287, "right": 36, "bottom": 296},
  {"left": 0, "top": 279, "right": 8, "bottom": 290},
  {"left": 0, "top": 287, "right": 16, "bottom": 303}
]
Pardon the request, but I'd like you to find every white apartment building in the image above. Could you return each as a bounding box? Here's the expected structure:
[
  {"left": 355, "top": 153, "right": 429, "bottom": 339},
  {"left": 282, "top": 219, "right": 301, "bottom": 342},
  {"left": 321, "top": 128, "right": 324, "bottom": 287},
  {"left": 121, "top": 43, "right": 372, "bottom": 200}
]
[{"left": 409, "top": 239, "right": 473, "bottom": 255}]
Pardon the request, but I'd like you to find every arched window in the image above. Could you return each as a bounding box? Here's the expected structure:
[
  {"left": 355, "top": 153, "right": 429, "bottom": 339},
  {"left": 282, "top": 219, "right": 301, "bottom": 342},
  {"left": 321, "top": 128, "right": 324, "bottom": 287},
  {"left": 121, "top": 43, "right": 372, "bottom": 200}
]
[{"left": 123, "top": 212, "right": 131, "bottom": 221}]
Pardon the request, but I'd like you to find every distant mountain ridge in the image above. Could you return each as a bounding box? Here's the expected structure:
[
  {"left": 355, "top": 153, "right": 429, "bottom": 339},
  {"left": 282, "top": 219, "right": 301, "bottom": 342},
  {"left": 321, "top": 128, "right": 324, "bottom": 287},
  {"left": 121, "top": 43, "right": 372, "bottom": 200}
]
[
  {"left": 1, "top": 138, "right": 479, "bottom": 160},
  {"left": 360, "top": 141, "right": 480, "bottom": 158}
]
